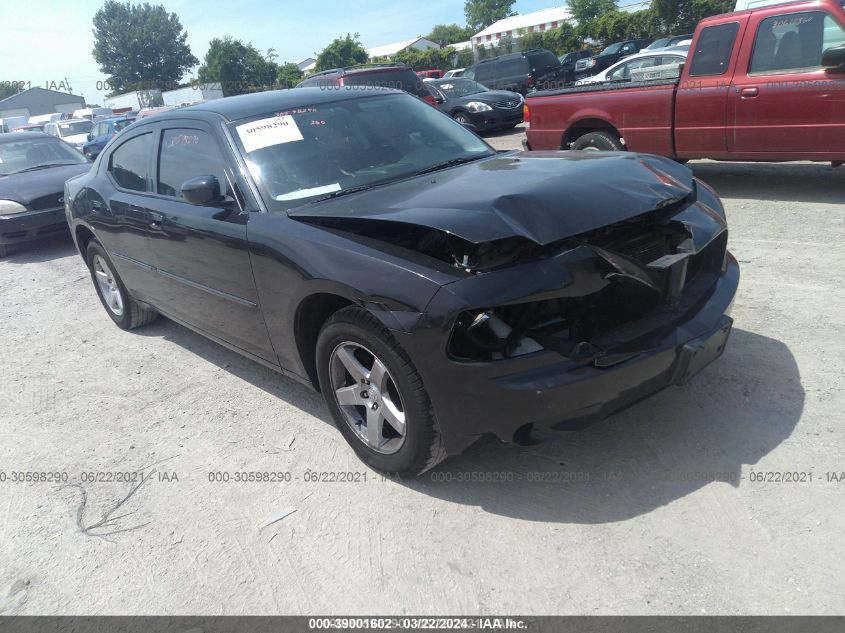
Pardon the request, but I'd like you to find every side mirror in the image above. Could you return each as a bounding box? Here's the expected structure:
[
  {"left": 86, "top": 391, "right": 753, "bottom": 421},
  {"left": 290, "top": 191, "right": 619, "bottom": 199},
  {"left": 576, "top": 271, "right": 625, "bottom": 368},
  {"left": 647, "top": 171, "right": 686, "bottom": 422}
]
[
  {"left": 181, "top": 175, "right": 221, "bottom": 205},
  {"left": 461, "top": 122, "right": 478, "bottom": 134},
  {"left": 822, "top": 45, "right": 845, "bottom": 71},
  {"left": 87, "top": 133, "right": 94, "bottom": 141},
  {"left": 434, "top": 94, "right": 445, "bottom": 104}
]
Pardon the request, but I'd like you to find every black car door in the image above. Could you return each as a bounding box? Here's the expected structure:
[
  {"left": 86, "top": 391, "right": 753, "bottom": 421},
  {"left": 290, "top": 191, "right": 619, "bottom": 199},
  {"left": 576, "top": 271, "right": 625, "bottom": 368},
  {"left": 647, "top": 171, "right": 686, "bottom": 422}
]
[
  {"left": 145, "top": 119, "right": 275, "bottom": 362},
  {"left": 94, "top": 129, "right": 161, "bottom": 302}
]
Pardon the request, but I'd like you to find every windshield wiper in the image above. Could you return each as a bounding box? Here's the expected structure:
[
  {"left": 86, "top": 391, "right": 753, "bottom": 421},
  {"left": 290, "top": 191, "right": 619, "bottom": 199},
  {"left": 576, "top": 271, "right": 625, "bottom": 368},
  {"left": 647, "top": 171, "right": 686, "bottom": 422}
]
[
  {"left": 307, "top": 183, "right": 382, "bottom": 204},
  {"left": 9, "top": 163, "right": 80, "bottom": 175},
  {"left": 413, "top": 155, "right": 489, "bottom": 177}
]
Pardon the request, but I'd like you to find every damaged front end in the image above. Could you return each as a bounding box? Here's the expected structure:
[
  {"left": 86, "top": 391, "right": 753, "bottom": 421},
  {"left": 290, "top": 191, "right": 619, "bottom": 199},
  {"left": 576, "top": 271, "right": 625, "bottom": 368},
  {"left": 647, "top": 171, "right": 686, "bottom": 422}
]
[{"left": 445, "top": 199, "right": 729, "bottom": 367}]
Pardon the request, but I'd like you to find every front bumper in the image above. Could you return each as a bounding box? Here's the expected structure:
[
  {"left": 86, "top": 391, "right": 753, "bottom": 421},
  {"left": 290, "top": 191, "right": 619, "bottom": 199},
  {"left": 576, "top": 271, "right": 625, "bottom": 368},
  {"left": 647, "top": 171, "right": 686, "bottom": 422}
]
[
  {"left": 469, "top": 108, "right": 524, "bottom": 131},
  {"left": 393, "top": 253, "right": 739, "bottom": 455},
  {"left": 0, "top": 207, "right": 69, "bottom": 247}
]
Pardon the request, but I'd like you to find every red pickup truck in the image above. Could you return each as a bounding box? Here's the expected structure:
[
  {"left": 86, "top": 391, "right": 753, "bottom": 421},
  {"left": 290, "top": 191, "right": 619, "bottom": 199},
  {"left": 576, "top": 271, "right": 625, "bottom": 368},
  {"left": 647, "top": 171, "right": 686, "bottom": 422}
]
[{"left": 524, "top": 0, "right": 845, "bottom": 164}]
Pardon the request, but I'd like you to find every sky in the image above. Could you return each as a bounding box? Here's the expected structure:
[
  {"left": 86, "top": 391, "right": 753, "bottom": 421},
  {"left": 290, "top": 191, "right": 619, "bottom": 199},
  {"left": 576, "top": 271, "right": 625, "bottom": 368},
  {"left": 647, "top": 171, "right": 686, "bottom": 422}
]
[{"left": 0, "top": 0, "right": 648, "bottom": 105}]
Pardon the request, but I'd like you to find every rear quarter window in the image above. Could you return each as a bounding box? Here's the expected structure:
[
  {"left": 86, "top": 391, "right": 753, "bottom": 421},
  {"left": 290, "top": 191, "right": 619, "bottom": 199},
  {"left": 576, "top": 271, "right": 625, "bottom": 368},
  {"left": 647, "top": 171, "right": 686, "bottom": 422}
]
[{"left": 525, "top": 50, "right": 559, "bottom": 70}]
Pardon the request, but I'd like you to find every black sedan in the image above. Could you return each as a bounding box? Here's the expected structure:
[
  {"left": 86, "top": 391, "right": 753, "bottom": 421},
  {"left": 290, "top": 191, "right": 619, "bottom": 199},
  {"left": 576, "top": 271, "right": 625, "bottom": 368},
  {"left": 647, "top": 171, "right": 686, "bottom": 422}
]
[
  {"left": 0, "top": 132, "right": 90, "bottom": 257},
  {"left": 425, "top": 78, "right": 523, "bottom": 132},
  {"left": 65, "top": 87, "right": 738, "bottom": 477}
]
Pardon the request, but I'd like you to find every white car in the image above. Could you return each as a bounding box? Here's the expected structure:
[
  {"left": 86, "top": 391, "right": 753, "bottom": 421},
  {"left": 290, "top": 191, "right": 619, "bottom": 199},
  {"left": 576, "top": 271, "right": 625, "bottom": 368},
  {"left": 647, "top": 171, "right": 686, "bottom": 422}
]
[
  {"left": 43, "top": 119, "right": 94, "bottom": 151},
  {"left": 575, "top": 48, "right": 688, "bottom": 86}
]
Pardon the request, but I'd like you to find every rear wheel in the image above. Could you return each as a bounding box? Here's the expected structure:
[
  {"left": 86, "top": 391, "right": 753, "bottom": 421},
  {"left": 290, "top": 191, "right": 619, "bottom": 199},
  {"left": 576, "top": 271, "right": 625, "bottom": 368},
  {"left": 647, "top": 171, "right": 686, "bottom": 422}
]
[
  {"left": 86, "top": 240, "right": 157, "bottom": 330},
  {"left": 571, "top": 130, "right": 624, "bottom": 152},
  {"left": 316, "top": 307, "right": 446, "bottom": 477}
]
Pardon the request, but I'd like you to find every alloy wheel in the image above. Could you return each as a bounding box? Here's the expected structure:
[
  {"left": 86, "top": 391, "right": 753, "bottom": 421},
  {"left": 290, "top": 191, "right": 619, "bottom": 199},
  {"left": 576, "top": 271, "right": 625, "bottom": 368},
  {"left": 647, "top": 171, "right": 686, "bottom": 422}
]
[
  {"left": 329, "top": 341, "right": 407, "bottom": 454},
  {"left": 93, "top": 254, "right": 124, "bottom": 316}
]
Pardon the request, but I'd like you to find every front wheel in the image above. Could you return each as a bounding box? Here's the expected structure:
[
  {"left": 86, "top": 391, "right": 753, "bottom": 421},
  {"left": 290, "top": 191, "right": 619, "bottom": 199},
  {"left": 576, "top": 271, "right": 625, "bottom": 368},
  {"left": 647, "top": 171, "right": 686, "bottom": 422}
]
[
  {"left": 571, "top": 131, "right": 624, "bottom": 152},
  {"left": 316, "top": 307, "right": 446, "bottom": 477},
  {"left": 86, "top": 240, "right": 157, "bottom": 330}
]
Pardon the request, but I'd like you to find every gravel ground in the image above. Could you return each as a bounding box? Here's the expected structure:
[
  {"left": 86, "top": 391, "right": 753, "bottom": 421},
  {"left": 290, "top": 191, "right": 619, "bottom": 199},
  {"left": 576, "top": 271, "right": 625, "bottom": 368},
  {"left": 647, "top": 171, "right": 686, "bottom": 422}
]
[{"left": 1, "top": 124, "right": 844, "bottom": 615}]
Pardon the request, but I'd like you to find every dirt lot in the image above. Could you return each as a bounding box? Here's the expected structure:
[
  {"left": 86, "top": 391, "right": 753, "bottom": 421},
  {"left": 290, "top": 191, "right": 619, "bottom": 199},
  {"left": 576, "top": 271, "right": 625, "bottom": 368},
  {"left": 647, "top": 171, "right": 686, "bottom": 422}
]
[{"left": 1, "top": 124, "right": 844, "bottom": 615}]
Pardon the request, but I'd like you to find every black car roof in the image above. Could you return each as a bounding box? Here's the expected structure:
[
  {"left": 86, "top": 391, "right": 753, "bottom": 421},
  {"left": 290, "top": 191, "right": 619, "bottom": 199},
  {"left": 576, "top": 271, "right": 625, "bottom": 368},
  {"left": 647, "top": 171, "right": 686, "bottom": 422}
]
[
  {"left": 145, "top": 87, "right": 405, "bottom": 123},
  {"left": 0, "top": 131, "right": 55, "bottom": 143}
]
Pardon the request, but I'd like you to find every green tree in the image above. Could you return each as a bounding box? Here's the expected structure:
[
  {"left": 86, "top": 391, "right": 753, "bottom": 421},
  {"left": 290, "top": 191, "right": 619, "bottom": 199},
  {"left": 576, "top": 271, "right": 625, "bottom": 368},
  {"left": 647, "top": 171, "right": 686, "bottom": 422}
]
[
  {"left": 592, "top": 8, "right": 661, "bottom": 42},
  {"left": 197, "top": 37, "right": 278, "bottom": 96},
  {"left": 0, "top": 85, "right": 22, "bottom": 100},
  {"left": 276, "top": 63, "right": 303, "bottom": 89},
  {"left": 517, "top": 22, "right": 583, "bottom": 56},
  {"left": 315, "top": 34, "right": 369, "bottom": 71},
  {"left": 92, "top": 1, "right": 197, "bottom": 95},
  {"left": 464, "top": 0, "right": 516, "bottom": 32},
  {"left": 653, "top": 0, "right": 733, "bottom": 32},
  {"left": 393, "top": 46, "right": 459, "bottom": 71},
  {"left": 568, "top": 0, "right": 618, "bottom": 26},
  {"left": 427, "top": 24, "right": 474, "bottom": 45}
]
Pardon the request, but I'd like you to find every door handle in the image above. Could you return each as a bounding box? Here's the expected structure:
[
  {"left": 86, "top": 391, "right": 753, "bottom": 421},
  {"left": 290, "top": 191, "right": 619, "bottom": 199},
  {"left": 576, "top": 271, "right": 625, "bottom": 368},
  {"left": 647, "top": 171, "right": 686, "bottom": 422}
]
[
  {"left": 740, "top": 87, "right": 759, "bottom": 98},
  {"left": 149, "top": 211, "right": 164, "bottom": 229}
]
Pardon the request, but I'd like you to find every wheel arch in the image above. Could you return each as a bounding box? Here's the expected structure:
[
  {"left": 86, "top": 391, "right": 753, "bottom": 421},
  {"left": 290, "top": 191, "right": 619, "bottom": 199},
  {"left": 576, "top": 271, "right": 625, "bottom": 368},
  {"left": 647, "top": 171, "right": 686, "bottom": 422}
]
[
  {"left": 74, "top": 224, "right": 97, "bottom": 260},
  {"left": 293, "top": 292, "right": 356, "bottom": 390},
  {"left": 563, "top": 118, "right": 622, "bottom": 149}
]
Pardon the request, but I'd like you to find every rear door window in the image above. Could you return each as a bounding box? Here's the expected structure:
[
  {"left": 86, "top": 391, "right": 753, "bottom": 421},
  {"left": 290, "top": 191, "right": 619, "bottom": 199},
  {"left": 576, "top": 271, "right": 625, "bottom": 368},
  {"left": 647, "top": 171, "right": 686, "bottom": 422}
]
[
  {"left": 497, "top": 57, "right": 527, "bottom": 76},
  {"left": 750, "top": 11, "right": 845, "bottom": 74},
  {"left": 689, "top": 22, "right": 740, "bottom": 76},
  {"left": 109, "top": 132, "right": 153, "bottom": 192},
  {"left": 475, "top": 63, "right": 496, "bottom": 82},
  {"left": 525, "top": 50, "right": 558, "bottom": 71}
]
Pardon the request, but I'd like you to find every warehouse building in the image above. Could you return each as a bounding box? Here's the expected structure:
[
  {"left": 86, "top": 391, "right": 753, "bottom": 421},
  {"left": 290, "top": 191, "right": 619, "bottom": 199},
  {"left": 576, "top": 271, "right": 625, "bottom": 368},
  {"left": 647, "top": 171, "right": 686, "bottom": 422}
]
[{"left": 0, "top": 87, "right": 85, "bottom": 119}]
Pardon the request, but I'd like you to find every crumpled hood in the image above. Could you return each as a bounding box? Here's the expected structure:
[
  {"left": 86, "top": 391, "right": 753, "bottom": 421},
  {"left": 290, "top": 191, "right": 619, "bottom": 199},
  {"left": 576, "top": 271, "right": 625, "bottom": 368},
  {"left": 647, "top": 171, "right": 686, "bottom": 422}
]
[
  {"left": 289, "top": 151, "right": 695, "bottom": 245},
  {"left": 0, "top": 163, "right": 91, "bottom": 205}
]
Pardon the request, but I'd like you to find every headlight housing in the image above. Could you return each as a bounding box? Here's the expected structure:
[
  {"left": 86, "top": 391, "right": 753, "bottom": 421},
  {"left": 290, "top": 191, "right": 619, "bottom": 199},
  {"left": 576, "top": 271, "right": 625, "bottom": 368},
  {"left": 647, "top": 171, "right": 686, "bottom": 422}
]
[
  {"left": 586, "top": 59, "right": 597, "bottom": 68},
  {"left": 0, "top": 200, "right": 28, "bottom": 215},
  {"left": 466, "top": 101, "right": 492, "bottom": 113}
]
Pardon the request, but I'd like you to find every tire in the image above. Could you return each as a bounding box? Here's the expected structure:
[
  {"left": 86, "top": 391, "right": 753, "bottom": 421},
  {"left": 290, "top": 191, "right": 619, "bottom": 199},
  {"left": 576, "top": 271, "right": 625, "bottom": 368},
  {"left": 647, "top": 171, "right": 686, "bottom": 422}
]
[
  {"left": 316, "top": 306, "right": 446, "bottom": 478},
  {"left": 85, "top": 239, "right": 157, "bottom": 330},
  {"left": 571, "top": 130, "right": 624, "bottom": 152}
]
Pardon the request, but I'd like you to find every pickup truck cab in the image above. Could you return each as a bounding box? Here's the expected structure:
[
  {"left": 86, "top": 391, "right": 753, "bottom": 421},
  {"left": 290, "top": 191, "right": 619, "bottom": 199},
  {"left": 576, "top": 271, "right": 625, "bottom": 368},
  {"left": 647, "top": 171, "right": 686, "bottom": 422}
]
[{"left": 525, "top": 0, "right": 845, "bottom": 163}]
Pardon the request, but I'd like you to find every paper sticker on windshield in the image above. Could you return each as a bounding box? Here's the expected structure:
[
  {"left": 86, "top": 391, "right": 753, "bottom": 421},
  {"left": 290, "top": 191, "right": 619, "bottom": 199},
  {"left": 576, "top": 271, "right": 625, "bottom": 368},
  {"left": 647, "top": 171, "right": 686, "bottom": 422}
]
[{"left": 236, "top": 115, "right": 303, "bottom": 153}]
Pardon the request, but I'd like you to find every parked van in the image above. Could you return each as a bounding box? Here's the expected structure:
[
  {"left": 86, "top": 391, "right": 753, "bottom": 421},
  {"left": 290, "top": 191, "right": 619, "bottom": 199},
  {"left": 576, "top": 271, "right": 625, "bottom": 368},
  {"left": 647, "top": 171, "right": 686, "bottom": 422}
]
[
  {"left": 72, "top": 107, "right": 113, "bottom": 121},
  {"left": 28, "top": 113, "right": 63, "bottom": 126}
]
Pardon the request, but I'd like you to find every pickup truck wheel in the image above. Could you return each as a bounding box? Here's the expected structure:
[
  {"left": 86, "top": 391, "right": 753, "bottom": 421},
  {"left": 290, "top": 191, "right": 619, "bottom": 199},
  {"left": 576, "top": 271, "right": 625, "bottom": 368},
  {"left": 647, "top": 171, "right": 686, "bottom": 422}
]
[
  {"left": 571, "top": 131, "right": 624, "bottom": 152},
  {"left": 86, "top": 240, "right": 158, "bottom": 330},
  {"left": 316, "top": 306, "right": 447, "bottom": 478}
]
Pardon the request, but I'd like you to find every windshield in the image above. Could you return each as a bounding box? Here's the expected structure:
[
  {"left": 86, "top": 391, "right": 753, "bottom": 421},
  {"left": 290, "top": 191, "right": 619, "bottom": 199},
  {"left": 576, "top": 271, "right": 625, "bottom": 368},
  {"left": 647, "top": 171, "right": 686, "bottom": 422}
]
[
  {"left": 432, "top": 79, "right": 488, "bottom": 98},
  {"left": 0, "top": 138, "right": 88, "bottom": 175},
  {"left": 232, "top": 93, "right": 494, "bottom": 211},
  {"left": 57, "top": 121, "right": 93, "bottom": 137},
  {"left": 601, "top": 42, "right": 623, "bottom": 55}
]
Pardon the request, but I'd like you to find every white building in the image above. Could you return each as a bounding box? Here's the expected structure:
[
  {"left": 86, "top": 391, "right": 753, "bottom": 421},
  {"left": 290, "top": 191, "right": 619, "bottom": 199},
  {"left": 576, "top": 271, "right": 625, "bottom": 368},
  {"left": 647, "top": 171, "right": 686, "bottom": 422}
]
[
  {"left": 297, "top": 58, "right": 317, "bottom": 74},
  {"left": 450, "top": 40, "right": 473, "bottom": 52},
  {"left": 104, "top": 90, "right": 163, "bottom": 111},
  {"left": 367, "top": 36, "right": 440, "bottom": 60},
  {"left": 471, "top": 6, "right": 573, "bottom": 48},
  {"left": 162, "top": 83, "right": 224, "bottom": 107}
]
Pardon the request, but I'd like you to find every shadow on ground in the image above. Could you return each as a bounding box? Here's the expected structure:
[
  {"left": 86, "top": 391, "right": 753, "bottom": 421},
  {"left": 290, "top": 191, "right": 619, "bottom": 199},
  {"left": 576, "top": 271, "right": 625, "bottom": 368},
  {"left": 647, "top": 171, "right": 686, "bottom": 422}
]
[
  {"left": 135, "top": 317, "right": 802, "bottom": 524},
  {"left": 1, "top": 234, "right": 76, "bottom": 263},
  {"left": 691, "top": 161, "right": 845, "bottom": 204}
]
